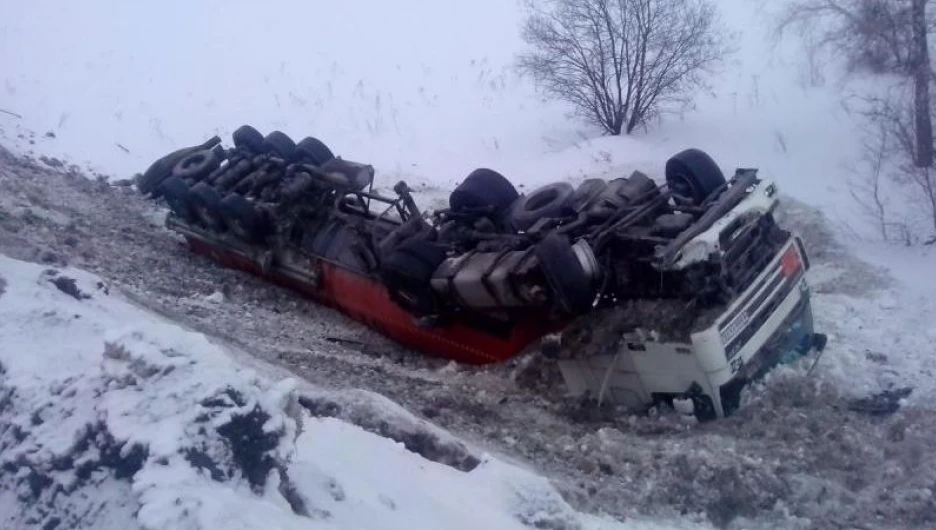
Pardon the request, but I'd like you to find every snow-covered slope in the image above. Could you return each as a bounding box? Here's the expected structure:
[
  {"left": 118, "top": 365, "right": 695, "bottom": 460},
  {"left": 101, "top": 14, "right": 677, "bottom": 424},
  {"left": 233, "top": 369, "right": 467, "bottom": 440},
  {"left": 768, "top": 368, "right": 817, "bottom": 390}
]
[
  {"left": 4, "top": 0, "right": 936, "bottom": 528},
  {"left": 0, "top": 254, "right": 708, "bottom": 530}
]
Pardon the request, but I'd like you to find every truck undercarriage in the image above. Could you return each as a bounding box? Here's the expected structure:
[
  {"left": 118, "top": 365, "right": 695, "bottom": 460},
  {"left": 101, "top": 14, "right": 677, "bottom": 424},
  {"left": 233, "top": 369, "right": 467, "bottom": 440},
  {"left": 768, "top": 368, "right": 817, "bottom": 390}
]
[{"left": 136, "top": 126, "right": 827, "bottom": 419}]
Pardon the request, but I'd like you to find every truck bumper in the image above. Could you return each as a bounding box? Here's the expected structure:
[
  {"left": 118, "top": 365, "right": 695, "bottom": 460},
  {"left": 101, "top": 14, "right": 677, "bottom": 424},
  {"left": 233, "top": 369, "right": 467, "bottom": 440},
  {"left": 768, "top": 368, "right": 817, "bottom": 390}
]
[{"left": 716, "top": 287, "right": 819, "bottom": 416}]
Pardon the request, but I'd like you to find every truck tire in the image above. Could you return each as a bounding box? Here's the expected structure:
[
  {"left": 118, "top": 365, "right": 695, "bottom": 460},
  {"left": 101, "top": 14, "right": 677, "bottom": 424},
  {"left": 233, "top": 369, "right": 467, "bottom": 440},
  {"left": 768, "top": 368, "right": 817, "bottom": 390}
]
[
  {"left": 250, "top": 167, "right": 288, "bottom": 197},
  {"left": 158, "top": 177, "right": 197, "bottom": 223},
  {"left": 172, "top": 149, "right": 220, "bottom": 181},
  {"left": 449, "top": 168, "right": 519, "bottom": 215},
  {"left": 232, "top": 171, "right": 262, "bottom": 196},
  {"left": 380, "top": 238, "right": 448, "bottom": 316},
  {"left": 665, "top": 148, "right": 726, "bottom": 205},
  {"left": 214, "top": 158, "right": 256, "bottom": 191},
  {"left": 296, "top": 137, "right": 335, "bottom": 166},
  {"left": 511, "top": 182, "right": 574, "bottom": 232},
  {"left": 233, "top": 125, "right": 265, "bottom": 152},
  {"left": 263, "top": 131, "right": 297, "bottom": 160},
  {"left": 534, "top": 233, "right": 594, "bottom": 314},
  {"left": 571, "top": 178, "right": 607, "bottom": 212},
  {"left": 137, "top": 136, "right": 223, "bottom": 196},
  {"left": 136, "top": 169, "right": 172, "bottom": 197},
  {"left": 189, "top": 182, "right": 227, "bottom": 232},
  {"left": 220, "top": 193, "right": 269, "bottom": 244}
]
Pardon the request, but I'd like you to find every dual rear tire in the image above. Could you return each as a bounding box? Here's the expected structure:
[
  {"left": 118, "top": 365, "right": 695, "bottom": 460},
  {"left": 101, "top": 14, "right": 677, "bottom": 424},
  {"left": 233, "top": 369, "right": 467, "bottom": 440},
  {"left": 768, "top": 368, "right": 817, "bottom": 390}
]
[
  {"left": 380, "top": 238, "right": 448, "bottom": 316},
  {"left": 234, "top": 126, "right": 334, "bottom": 165},
  {"left": 160, "top": 126, "right": 337, "bottom": 242},
  {"left": 161, "top": 180, "right": 269, "bottom": 244}
]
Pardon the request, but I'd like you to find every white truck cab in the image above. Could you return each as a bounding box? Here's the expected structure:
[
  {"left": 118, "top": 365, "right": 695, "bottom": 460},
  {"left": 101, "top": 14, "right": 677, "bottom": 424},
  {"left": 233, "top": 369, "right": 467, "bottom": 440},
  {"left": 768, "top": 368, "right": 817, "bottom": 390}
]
[{"left": 554, "top": 177, "right": 824, "bottom": 420}]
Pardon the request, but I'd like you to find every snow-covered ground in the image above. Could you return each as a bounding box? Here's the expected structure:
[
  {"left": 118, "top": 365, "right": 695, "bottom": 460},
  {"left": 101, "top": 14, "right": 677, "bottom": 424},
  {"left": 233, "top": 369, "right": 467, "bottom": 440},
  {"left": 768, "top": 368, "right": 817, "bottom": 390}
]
[
  {"left": 0, "top": 253, "right": 709, "bottom": 530},
  {"left": 3, "top": 0, "right": 936, "bottom": 529}
]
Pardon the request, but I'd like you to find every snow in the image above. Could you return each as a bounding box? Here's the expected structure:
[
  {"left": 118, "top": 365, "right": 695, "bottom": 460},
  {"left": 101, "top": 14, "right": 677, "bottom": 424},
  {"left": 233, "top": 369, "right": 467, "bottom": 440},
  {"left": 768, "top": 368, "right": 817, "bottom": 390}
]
[
  {"left": 767, "top": 201, "right": 936, "bottom": 406},
  {"left": 3, "top": 0, "right": 936, "bottom": 528},
  {"left": 0, "top": 254, "right": 709, "bottom": 530},
  {"left": 807, "top": 235, "right": 936, "bottom": 406},
  {"left": 846, "top": 240, "right": 936, "bottom": 297},
  {"left": 0, "top": 0, "right": 864, "bottom": 224},
  {"left": 0, "top": 0, "right": 569, "bottom": 183}
]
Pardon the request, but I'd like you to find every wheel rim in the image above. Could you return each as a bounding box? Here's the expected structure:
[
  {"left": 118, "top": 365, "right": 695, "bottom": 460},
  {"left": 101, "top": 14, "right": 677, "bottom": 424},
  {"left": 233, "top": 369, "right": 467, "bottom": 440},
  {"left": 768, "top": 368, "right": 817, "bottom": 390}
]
[{"left": 670, "top": 172, "right": 699, "bottom": 201}]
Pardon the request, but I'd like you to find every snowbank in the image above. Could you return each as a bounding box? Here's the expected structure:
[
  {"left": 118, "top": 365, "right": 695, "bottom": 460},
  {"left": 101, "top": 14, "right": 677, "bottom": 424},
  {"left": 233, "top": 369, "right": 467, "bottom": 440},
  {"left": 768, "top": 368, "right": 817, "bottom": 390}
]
[{"left": 0, "top": 254, "right": 709, "bottom": 530}]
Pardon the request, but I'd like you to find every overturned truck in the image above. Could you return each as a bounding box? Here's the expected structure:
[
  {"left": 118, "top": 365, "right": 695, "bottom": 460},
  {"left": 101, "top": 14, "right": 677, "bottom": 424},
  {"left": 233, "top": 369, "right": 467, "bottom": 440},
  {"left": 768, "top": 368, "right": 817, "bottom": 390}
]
[{"left": 137, "top": 126, "right": 826, "bottom": 420}]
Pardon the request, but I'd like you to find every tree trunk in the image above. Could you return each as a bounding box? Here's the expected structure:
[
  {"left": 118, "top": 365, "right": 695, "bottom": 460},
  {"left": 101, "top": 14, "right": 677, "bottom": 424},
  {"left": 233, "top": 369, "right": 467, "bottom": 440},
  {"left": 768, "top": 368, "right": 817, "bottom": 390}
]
[
  {"left": 911, "top": 0, "right": 933, "bottom": 167},
  {"left": 611, "top": 111, "right": 625, "bottom": 135},
  {"left": 624, "top": 95, "right": 642, "bottom": 134}
]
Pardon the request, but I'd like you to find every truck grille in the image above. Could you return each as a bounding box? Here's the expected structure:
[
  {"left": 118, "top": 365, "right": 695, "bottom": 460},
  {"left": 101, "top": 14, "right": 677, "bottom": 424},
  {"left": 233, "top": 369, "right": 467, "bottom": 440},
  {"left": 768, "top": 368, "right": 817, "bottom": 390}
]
[
  {"left": 719, "top": 241, "right": 805, "bottom": 360},
  {"left": 720, "top": 213, "right": 788, "bottom": 296}
]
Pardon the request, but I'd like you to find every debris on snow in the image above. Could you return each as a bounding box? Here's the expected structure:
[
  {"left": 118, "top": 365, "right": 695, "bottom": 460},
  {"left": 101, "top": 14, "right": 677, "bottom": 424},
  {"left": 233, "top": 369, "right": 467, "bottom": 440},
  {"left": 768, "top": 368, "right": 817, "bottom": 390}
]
[
  {"left": 47, "top": 274, "right": 91, "bottom": 300},
  {"left": 298, "top": 391, "right": 482, "bottom": 472},
  {"left": 204, "top": 290, "right": 226, "bottom": 304},
  {"left": 39, "top": 155, "right": 63, "bottom": 168},
  {"left": 847, "top": 387, "right": 913, "bottom": 416}
]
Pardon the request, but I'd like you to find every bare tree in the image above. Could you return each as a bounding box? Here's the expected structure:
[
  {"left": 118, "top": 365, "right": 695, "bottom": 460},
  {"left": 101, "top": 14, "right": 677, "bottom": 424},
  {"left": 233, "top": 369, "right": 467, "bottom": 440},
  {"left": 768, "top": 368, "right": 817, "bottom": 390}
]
[
  {"left": 774, "top": 0, "right": 933, "bottom": 165},
  {"left": 845, "top": 124, "right": 907, "bottom": 242},
  {"left": 849, "top": 87, "right": 936, "bottom": 239},
  {"left": 516, "top": 0, "right": 729, "bottom": 135},
  {"left": 910, "top": 0, "right": 933, "bottom": 167},
  {"left": 774, "top": 0, "right": 913, "bottom": 76},
  {"left": 773, "top": 0, "right": 936, "bottom": 241}
]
